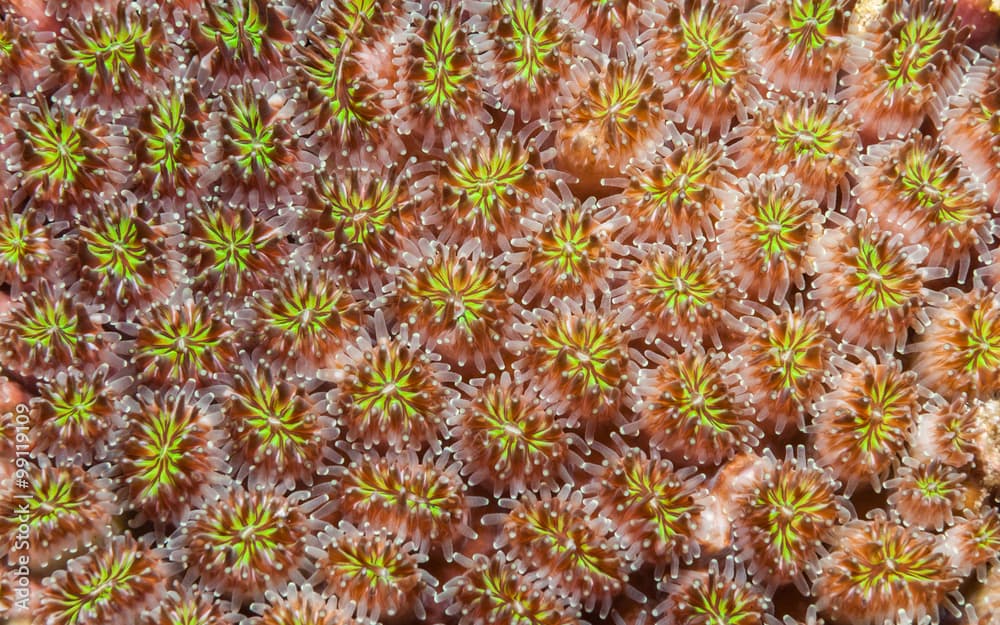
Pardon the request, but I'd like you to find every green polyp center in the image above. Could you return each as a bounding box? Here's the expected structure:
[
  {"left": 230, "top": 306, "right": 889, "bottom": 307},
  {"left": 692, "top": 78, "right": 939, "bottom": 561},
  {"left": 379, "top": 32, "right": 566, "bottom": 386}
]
[
  {"left": 0, "top": 32, "right": 13, "bottom": 56},
  {"left": 646, "top": 151, "right": 713, "bottom": 208},
  {"left": 649, "top": 258, "right": 716, "bottom": 309},
  {"left": 238, "top": 384, "right": 310, "bottom": 450},
  {"left": 335, "top": 544, "right": 406, "bottom": 584},
  {"left": 753, "top": 196, "right": 803, "bottom": 260},
  {"left": 769, "top": 322, "right": 821, "bottom": 390},
  {"left": 676, "top": 359, "right": 732, "bottom": 432},
  {"left": 196, "top": 214, "right": 258, "bottom": 275},
  {"left": 479, "top": 397, "right": 551, "bottom": 459},
  {"left": 964, "top": 307, "right": 1000, "bottom": 373},
  {"left": 418, "top": 13, "right": 469, "bottom": 117},
  {"left": 449, "top": 145, "right": 526, "bottom": 220},
  {"left": 854, "top": 376, "right": 908, "bottom": 453},
  {"left": 853, "top": 238, "right": 911, "bottom": 311},
  {"left": 132, "top": 411, "right": 191, "bottom": 497},
  {"left": 26, "top": 474, "right": 81, "bottom": 526},
  {"left": 146, "top": 95, "right": 186, "bottom": 174},
  {"left": 913, "top": 474, "right": 950, "bottom": 501},
  {"left": 592, "top": 69, "right": 646, "bottom": 128},
  {"left": 207, "top": 504, "right": 279, "bottom": 568},
  {"left": 773, "top": 110, "right": 841, "bottom": 159},
  {"left": 620, "top": 463, "right": 691, "bottom": 540},
  {"left": 28, "top": 114, "right": 86, "bottom": 185},
  {"left": 21, "top": 302, "right": 78, "bottom": 350},
  {"left": 268, "top": 281, "right": 343, "bottom": 340},
  {"left": 53, "top": 384, "right": 100, "bottom": 426},
  {"left": 63, "top": 552, "right": 144, "bottom": 624},
  {"left": 84, "top": 216, "right": 147, "bottom": 283},
  {"left": 541, "top": 318, "right": 619, "bottom": 392},
  {"left": 229, "top": 98, "right": 279, "bottom": 174},
  {"left": 760, "top": 478, "right": 828, "bottom": 563},
  {"left": 886, "top": 16, "right": 944, "bottom": 91},
  {"left": 353, "top": 350, "right": 424, "bottom": 419},
  {"left": 143, "top": 313, "right": 219, "bottom": 369},
  {"left": 413, "top": 259, "right": 495, "bottom": 328},
  {"left": 898, "top": 149, "right": 977, "bottom": 226},
  {"left": 0, "top": 214, "right": 30, "bottom": 263},
  {"left": 503, "top": 1, "right": 561, "bottom": 83},
  {"left": 681, "top": 10, "right": 738, "bottom": 86},
  {"left": 851, "top": 533, "right": 938, "bottom": 591},
  {"left": 689, "top": 580, "right": 757, "bottom": 625},
  {"left": 67, "top": 16, "right": 151, "bottom": 80},
  {"left": 207, "top": 0, "right": 267, "bottom": 53},
  {"left": 539, "top": 213, "right": 596, "bottom": 277},
  {"left": 787, "top": 0, "right": 837, "bottom": 50}
]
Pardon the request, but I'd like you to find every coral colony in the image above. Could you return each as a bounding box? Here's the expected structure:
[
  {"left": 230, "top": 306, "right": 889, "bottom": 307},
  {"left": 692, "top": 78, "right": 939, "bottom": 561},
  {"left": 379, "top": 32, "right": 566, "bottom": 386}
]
[{"left": 5, "top": 0, "right": 1000, "bottom": 624}]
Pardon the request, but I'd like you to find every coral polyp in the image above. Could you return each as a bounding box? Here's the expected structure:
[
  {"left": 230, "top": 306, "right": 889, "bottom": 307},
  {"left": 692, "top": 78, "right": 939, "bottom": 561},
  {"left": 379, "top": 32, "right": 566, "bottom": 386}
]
[
  {"left": 729, "top": 301, "right": 834, "bottom": 434},
  {"left": 729, "top": 95, "right": 859, "bottom": 206},
  {"left": 606, "top": 130, "right": 734, "bottom": 246},
  {"left": 451, "top": 372, "right": 581, "bottom": 496},
  {"left": 430, "top": 115, "right": 551, "bottom": 249},
  {"left": 117, "top": 383, "right": 227, "bottom": 525},
  {"left": 717, "top": 172, "right": 823, "bottom": 304},
  {"left": 172, "top": 485, "right": 309, "bottom": 604},
  {"left": 309, "top": 521, "right": 433, "bottom": 621},
  {"left": 9, "top": 100, "right": 126, "bottom": 213},
  {"left": 811, "top": 353, "right": 920, "bottom": 493},
  {"left": 840, "top": 0, "right": 974, "bottom": 140},
  {"left": 885, "top": 457, "right": 965, "bottom": 530},
  {"left": 325, "top": 448, "right": 476, "bottom": 555},
  {"left": 32, "top": 364, "right": 125, "bottom": 463},
  {"left": 509, "top": 297, "right": 633, "bottom": 433},
  {"left": 809, "top": 212, "right": 943, "bottom": 353},
  {"left": 48, "top": 1, "right": 173, "bottom": 110},
  {"left": 649, "top": 0, "right": 761, "bottom": 133},
  {"left": 654, "top": 558, "right": 771, "bottom": 625},
  {"left": 389, "top": 238, "right": 514, "bottom": 371},
  {"left": 814, "top": 512, "right": 961, "bottom": 625},
  {"left": 124, "top": 290, "right": 236, "bottom": 385},
  {"left": 225, "top": 358, "right": 332, "bottom": 487},
  {"left": 909, "top": 285, "right": 1000, "bottom": 401},
  {"left": 630, "top": 344, "right": 758, "bottom": 465},
  {"left": 4, "top": 0, "right": 1000, "bottom": 623},
  {"left": 248, "top": 259, "right": 364, "bottom": 374},
  {"left": 0, "top": 280, "right": 107, "bottom": 378},
  {"left": 494, "top": 486, "right": 630, "bottom": 614},
  {"left": 732, "top": 446, "right": 850, "bottom": 593},
  {"left": 615, "top": 240, "right": 750, "bottom": 348},
  {"left": 38, "top": 534, "right": 164, "bottom": 625},
  {"left": 0, "top": 199, "right": 54, "bottom": 286},
  {"left": 325, "top": 315, "right": 454, "bottom": 452},
  {"left": 185, "top": 204, "right": 284, "bottom": 299},
  {"left": 555, "top": 43, "right": 672, "bottom": 178},
  {"left": 585, "top": 436, "right": 705, "bottom": 576},
  {"left": 508, "top": 182, "right": 628, "bottom": 305},
  {"left": 439, "top": 552, "right": 583, "bottom": 625},
  {"left": 744, "top": 0, "right": 853, "bottom": 94},
  {"left": 190, "top": 0, "right": 291, "bottom": 88},
  {"left": 394, "top": 0, "right": 489, "bottom": 148},
  {"left": 131, "top": 82, "right": 208, "bottom": 203},
  {"left": 477, "top": 0, "right": 575, "bottom": 120},
  {"left": 0, "top": 461, "right": 114, "bottom": 564}
]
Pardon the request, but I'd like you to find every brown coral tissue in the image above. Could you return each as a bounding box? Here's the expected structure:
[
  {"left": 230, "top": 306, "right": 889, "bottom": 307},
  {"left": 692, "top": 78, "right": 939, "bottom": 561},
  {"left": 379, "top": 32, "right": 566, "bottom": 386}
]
[{"left": 2, "top": 1, "right": 1000, "bottom": 625}]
